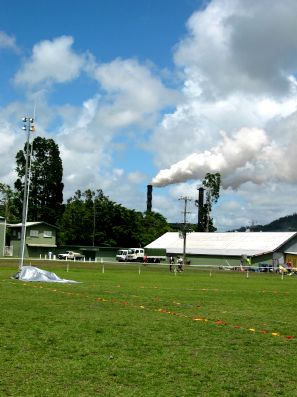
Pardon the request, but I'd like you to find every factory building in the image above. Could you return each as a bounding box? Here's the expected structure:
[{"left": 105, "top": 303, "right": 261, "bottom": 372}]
[{"left": 145, "top": 231, "right": 297, "bottom": 267}]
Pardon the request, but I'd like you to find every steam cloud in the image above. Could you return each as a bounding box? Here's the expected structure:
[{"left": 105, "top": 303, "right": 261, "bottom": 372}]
[{"left": 151, "top": 127, "right": 269, "bottom": 188}]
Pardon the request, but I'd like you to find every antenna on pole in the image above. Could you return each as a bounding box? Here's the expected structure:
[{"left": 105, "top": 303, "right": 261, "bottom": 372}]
[{"left": 32, "top": 101, "right": 37, "bottom": 121}]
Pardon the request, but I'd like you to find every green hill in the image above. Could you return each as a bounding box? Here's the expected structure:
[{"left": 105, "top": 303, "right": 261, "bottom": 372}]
[{"left": 234, "top": 213, "right": 297, "bottom": 232}]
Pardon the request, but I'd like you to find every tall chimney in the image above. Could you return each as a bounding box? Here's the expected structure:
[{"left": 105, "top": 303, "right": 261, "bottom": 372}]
[
  {"left": 147, "top": 185, "right": 152, "bottom": 212},
  {"left": 198, "top": 187, "right": 205, "bottom": 226}
]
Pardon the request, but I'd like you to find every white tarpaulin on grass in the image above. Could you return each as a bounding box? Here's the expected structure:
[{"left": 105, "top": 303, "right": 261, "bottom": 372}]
[{"left": 12, "top": 266, "right": 79, "bottom": 283}]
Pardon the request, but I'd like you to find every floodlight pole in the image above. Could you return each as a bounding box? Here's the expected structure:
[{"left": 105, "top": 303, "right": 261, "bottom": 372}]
[{"left": 18, "top": 117, "right": 34, "bottom": 270}]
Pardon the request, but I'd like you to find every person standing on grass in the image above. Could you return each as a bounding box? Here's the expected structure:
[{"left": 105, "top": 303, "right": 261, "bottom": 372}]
[
  {"left": 177, "top": 256, "right": 183, "bottom": 272},
  {"left": 169, "top": 256, "right": 175, "bottom": 272}
]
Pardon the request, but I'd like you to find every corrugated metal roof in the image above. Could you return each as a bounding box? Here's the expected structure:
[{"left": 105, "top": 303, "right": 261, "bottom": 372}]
[
  {"left": 8, "top": 222, "right": 58, "bottom": 228},
  {"left": 145, "top": 232, "right": 297, "bottom": 257},
  {"left": 145, "top": 232, "right": 180, "bottom": 249},
  {"left": 27, "top": 244, "right": 57, "bottom": 247},
  {"left": 8, "top": 222, "right": 44, "bottom": 227}
]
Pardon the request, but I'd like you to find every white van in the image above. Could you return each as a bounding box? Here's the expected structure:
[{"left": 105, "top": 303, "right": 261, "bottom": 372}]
[
  {"left": 116, "top": 249, "right": 128, "bottom": 262},
  {"left": 126, "top": 248, "right": 145, "bottom": 262}
]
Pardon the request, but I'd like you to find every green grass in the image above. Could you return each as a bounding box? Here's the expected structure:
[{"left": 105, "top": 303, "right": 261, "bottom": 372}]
[{"left": 1, "top": 262, "right": 297, "bottom": 396}]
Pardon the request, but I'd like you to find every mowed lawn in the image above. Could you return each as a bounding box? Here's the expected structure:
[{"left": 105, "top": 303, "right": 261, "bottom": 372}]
[{"left": 1, "top": 262, "right": 297, "bottom": 397}]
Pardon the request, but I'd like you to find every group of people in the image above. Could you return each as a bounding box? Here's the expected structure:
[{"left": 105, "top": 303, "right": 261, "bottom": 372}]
[{"left": 169, "top": 256, "right": 184, "bottom": 272}]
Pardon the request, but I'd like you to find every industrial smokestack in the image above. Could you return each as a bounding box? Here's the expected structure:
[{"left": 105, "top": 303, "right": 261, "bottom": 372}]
[
  {"left": 147, "top": 185, "right": 152, "bottom": 212},
  {"left": 197, "top": 187, "right": 205, "bottom": 227}
]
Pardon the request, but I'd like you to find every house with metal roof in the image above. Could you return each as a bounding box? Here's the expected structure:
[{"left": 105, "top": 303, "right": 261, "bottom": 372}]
[
  {"left": 145, "top": 232, "right": 297, "bottom": 267},
  {"left": 7, "top": 222, "right": 58, "bottom": 258}
]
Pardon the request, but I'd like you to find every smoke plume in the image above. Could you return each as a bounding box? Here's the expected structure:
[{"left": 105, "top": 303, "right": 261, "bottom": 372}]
[{"left": 151, "top": 127, "right": 269, "bottom": 188}]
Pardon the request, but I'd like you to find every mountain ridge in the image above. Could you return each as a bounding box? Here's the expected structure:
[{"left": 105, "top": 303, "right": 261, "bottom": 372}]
[{"left": 233, "top": 213, "right": 297, "bottom": 232}]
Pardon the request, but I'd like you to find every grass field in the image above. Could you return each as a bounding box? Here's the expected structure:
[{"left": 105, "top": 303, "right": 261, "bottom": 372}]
[{"left": 1, "top": 262, "right": 297, "bottom": 397}]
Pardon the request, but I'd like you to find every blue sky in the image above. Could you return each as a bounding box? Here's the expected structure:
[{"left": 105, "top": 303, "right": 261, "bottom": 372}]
[
  {"left": 1, "top": 0, "right": 297, "bottom": 231},
  {"left": 1, "top": 1, "right": 198, "bottom": 67}
]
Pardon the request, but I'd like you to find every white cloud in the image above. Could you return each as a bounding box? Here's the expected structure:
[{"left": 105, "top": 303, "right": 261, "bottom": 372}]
[
  {"left": 94, "top": 58, "right": 174, "bottom": 108},
  {"left": 0, "top": 120, "right": 17, "bottom": 179},
  {"left": 174, "top": 0, "right": 297, "bottom": 98},
  {"left": 14, "top": 36, "right": 85, "bottom": 87},
  {"left": 0, "top": 31, "right": 19, "bottom": 52},
  {"left": 92, "top": 58, "right": 179, "bottom": 128},
  {"left": 55, "top": 97, "right": 113, "bottom": 197}
]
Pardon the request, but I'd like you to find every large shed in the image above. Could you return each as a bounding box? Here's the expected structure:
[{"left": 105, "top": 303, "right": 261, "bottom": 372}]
[{"left": 145, "top": 232, "right": 297, "bottom": 267}]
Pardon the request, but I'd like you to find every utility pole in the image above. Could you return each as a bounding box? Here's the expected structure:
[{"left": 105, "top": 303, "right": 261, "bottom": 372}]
[
  {"left": 91, "top": 191, "right": 96, "bottom": 247},
  {"left": 19, "top": 116, "right": 35, "bottom": 269},
  {"left": 92, "top": 200, "right": 95, "bottom": 247},
  {"left": 179, "top": 196, "right": 192, "bottom": 268}
]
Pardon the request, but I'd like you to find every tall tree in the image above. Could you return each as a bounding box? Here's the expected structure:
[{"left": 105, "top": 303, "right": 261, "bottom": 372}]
[
  {"left": 14, "top": 136, "right": 64, "bottom": 225},
  {"left": 196, "top": 172, "right": 221, "bottom": 232},
  {"left": 0, "top": 183, "right": 18, "bottom": 222}
]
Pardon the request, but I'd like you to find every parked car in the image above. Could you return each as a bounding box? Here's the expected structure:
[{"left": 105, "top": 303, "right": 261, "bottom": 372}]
[
  {"left": 57, "top": 251, "right": 84, "bottom": 260},
  {"left": 258, "top": 263, "right": 273, "bottom": 272}
]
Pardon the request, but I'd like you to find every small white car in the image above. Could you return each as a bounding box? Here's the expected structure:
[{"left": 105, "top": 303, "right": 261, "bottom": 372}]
[{"left": 57, "top": 251, "right": 84, "bottom": 260}]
